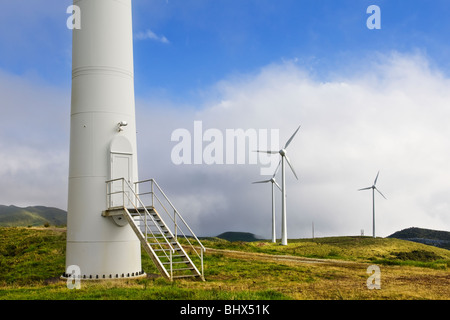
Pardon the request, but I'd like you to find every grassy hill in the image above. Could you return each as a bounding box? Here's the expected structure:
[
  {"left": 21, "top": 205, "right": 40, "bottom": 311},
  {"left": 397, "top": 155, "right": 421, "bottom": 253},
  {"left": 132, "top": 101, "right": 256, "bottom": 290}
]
[
  {"left": 216, "top": 231, "right": 261, "bottom": 242},
  {"left": 0, "top": 205, "right": 67, "bottom": 227},
  {"left": 388, "top": 227, "right": 450, "bottom": 250},
  {"left": 205, "top": 235, "right": 450, "bottom": 267},
  {"left": 1, "top": 227, "right": 450, "bottom": 300}
]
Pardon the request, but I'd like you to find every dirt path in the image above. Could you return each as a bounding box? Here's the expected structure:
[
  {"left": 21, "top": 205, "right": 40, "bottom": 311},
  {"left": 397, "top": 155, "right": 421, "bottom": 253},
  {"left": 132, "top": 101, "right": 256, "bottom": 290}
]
[
  {"left": 204, "top": 247, "right": 450, "bottom": 299},
  {"left": 204, "top": 247, "right": 363, "bottom": 266}
]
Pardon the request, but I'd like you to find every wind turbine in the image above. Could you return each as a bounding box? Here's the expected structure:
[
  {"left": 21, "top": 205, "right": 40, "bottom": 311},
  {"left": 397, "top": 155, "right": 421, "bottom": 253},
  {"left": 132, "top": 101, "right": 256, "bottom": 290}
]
[
  {"left": 256, "top": 125, "right": 300, "bottom": 245},
  {"left": 358, "top": 171, "right": 387, "bottom": 238},
  {"left": 252, "top": 160, "right": 282, "bottom": 243}
]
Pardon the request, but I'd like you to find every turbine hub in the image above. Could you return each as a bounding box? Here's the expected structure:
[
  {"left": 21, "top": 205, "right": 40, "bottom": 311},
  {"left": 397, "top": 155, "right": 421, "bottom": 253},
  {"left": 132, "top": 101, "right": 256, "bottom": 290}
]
[{"left": 279, "top": 149, "right": 286, "bottom": 156}]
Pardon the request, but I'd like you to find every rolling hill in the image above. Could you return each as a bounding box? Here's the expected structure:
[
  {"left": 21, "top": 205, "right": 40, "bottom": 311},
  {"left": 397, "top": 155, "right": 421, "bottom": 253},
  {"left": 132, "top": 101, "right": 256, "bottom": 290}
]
[
  {"left": 388, "top": 227, "right": 450, "bottom": 250},
  {"left": 0, "top": 227, "right": 449, "bottom": 300},
  {"left": 0, "top": 205, "right": 67, "bottom": 227},
  {"left": 216, "top": 231, "right": 262, "bottom": 242}
]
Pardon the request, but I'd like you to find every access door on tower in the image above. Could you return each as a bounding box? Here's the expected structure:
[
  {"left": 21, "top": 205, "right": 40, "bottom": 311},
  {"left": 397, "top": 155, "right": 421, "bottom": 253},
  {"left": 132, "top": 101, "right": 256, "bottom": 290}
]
[
  {"left": 110, "top": 153, "right": 132, "bottom": 207},
  {"left": 109, "top": 136, "right": 134, "bottom": 208}
]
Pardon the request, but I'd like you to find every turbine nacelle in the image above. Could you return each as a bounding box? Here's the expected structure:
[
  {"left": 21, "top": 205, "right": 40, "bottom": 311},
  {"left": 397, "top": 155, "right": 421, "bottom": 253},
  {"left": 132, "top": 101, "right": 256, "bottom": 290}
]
[{"left": 358, "top": 171, "right": 387, "bottom": 199}]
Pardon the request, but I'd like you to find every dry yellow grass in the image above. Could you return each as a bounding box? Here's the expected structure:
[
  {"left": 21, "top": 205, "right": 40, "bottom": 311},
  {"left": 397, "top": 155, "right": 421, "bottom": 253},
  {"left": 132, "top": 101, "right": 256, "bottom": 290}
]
[
  {"left": 180, "top": 243, "right": 450, "bottom": 300},
  {"left": 1, "top": 228, "right": 449, "bottom": 300}
]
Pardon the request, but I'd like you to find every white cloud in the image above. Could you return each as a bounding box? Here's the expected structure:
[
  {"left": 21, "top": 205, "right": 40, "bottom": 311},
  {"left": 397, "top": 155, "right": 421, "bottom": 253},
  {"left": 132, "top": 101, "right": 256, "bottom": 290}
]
[
  {"left": 2, "top": 51, "right": 450, "bottom": 240},
  {"left": 0, "top": 69, "right": 69, "bottom": 209},
  {"left": 136, "top": 52, "right": 450, "bottom": 238},
  {"left": 135, "top": 29, "right": 170, "bottom": 44}
]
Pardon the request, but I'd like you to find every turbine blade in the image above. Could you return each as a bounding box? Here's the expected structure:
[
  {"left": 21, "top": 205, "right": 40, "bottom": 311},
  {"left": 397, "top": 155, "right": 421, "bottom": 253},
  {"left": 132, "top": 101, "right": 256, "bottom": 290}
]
[
  {"left": 374, "top": 171, "right": 380, "bottom": 186},
  {"left": 284, "top": 155, "right": 298, "bottom": 180},
  {"left": 254, "top": 150, "right": 279, "bottom": 154},
  {"left": 375, "top": 187, "right": 387, "bottom": 199},
  {"left": 252, "top": 180, "right": 271, "bottom": 184},
  {"left": 284, "top": 125, "right": 301, "bottom": 149},
  {"left": 274, "top": 180, "right": 282, "bottom": 191},
  {"left": 272, "top": 159, "right": 282, "bottom": 178},
  {"left": 358, "top": 187, "right": 372, "bottom": 191}
]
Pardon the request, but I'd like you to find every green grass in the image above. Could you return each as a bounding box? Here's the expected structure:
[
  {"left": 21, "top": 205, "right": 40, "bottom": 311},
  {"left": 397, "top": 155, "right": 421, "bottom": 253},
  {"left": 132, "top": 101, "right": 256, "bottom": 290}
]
[
  {"left": 1, "top": 227, "right": 450, "bottom": 300},
  {"left": 200, "top": 236, "right": 450, "bottom": 269},
  {"left": 0, "top": 227, "right": 66, "bottom": 285},
  {"left": 0, "top": 282, "right": 289, "bottom": 300}
]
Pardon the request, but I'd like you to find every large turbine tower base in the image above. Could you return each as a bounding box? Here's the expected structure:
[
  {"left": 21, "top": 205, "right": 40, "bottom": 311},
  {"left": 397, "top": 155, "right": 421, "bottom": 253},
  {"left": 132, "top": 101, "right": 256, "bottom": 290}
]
[{"left": 64, "top": 0, "right": 143, "bottom": 279}]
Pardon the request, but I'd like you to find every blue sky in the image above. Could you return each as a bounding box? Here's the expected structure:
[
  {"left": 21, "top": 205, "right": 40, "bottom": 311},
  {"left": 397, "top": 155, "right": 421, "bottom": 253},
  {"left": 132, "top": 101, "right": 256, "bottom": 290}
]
[
  {"left": 1, "top": 1, "right": 450, "bottom": 238},
  {"left": 132, "top": 0, "right": 450, "bottom": 97},
  {"left": 138, "top": 0, "right": 450, "bottom": 97},
  {"left": 2, "top": 1, "right": 450, "bottom": 98}
]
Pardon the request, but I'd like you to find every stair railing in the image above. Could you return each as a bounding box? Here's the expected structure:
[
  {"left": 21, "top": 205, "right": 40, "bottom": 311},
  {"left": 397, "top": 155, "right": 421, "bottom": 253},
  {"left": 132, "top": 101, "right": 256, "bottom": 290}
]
[
  {"left": 134, "top": 179, "right": 205, "bottom": 279},
  {"left": 105, "top": 178, "right": 175, "bottom": 268}
]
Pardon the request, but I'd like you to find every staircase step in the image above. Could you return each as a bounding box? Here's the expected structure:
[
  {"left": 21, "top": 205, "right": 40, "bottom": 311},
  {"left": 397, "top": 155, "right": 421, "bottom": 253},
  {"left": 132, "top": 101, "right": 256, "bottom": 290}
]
[
  {"left": 153, "top": 248, "right": 182, "bottom": 252},
  {"left": 127, "top": 206, "right": 155, "bottom": 212},
  {"left": 148, "top": 241, "right": 175, "bottom": 244},
  {"left": 117, "top": 191, "right": 203, "bottom": 281},
  {"left": 147, "top": 241, "right": 178, "bottom": 246},
  {"left": 170, "top": 267, "right": 195, "bottom": 272},
  {"left": 146, "top": 235, "right": 172, "bottom": 240},
  {"left": 158, "top": 255, "right": 185, "bottom": 260},
  {"left": 162, "top": 261, "right": 190, "bottom": 265},
  {"left": 172, "top": 274, "right": 200, "bottom": 279},
  {"left": 146, "top": 231, "right": 171, "bottom": 235}
]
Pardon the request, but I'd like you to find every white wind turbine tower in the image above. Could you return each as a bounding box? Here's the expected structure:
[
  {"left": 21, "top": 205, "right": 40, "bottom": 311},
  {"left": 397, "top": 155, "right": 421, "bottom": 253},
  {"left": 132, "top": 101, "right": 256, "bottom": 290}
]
[
  {"left": 252, "top": 161, "right": 282, "bottom": 243},
  {"left": 358, "top": 171, "right": 387, "bottom": 238},
  {"left": 257, "top": 125, "right": 300, "bottom": 246}
]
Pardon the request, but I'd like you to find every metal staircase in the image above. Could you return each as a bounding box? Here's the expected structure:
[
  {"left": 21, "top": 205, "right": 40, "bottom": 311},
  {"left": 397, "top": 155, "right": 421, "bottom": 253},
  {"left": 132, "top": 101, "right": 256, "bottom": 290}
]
[{"left": 103, "top": 178, "right": 205, "bottom": 281}]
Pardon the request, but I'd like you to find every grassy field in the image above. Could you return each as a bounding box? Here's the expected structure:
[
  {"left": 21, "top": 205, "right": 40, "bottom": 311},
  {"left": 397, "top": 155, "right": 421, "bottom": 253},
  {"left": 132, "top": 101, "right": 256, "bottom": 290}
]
[{"left": 0, "top": 227, "right": 449, "bottom": 300}]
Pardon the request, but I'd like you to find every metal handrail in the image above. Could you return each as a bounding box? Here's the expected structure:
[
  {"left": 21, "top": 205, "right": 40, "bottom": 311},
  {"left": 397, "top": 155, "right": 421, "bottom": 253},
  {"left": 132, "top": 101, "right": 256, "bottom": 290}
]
[
  {"left": 134, "top": 179, "right": 205, "bottom": 277},
  {"left": 105, "top": 178, "right": 175, "bottom": 263}
]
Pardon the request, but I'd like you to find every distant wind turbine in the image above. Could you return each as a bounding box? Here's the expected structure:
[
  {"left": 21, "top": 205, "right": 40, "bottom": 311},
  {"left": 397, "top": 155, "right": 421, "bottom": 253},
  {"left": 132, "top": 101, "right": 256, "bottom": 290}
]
[
  {"left": 358, "top": 171, "right": 387, "bottom": 238},
  {"left": 256, "top": 125, "right": 300, "bottom": 245},
  {"left": 252, "top": 160, "right": 282, "bottom": 243}
]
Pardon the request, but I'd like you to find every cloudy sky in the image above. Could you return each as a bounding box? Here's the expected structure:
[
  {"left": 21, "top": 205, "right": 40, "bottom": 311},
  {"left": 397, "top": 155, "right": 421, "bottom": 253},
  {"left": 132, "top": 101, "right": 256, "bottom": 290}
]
[{"left": 1, "top": 0, "right": 450, "bottom": 239}]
